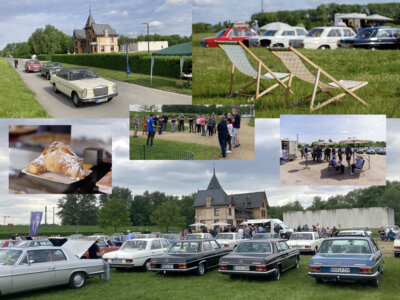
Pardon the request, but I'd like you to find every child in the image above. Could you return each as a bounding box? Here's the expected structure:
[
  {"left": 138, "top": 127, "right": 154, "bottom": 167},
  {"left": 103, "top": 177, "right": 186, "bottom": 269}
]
[{"left": 142, "top": 117, "right": 148, "bottom": 135}]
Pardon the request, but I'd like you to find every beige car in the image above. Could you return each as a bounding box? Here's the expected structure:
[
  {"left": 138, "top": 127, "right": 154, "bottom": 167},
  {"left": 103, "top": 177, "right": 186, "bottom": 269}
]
[{"left": 50, "top": 68, "right": 117, "bottom": 107}]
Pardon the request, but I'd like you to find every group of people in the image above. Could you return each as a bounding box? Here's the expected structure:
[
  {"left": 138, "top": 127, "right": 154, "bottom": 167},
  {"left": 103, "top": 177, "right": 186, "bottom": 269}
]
[
  {"left": 378, "top": 228, "right": 397, "bottom": 241},
  {"left": 200, "top": 223, "right": 282, "bottom": 239},
  {"left": 295, "top": 223, "right": 340, "bottom": 238}
]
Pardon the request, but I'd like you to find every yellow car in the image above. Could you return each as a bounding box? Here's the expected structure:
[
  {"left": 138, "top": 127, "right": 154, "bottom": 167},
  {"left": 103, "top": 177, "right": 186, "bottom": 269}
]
[{"left": 50, "top": 68, "right": 118, "bottom": 107}]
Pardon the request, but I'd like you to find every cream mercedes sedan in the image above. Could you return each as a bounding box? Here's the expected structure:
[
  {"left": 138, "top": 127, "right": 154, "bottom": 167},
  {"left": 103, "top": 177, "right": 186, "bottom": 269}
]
[
  {"left": 50, "top": 68, "right": 118, "bottom": 107},
  {"left": 286, "top": 232, "right": 324, "bottom": 254}
]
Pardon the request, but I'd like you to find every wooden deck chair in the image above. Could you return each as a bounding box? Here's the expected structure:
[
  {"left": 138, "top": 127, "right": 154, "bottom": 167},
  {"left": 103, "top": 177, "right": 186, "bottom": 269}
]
[
  {"left": 217, "top": 41, "right": 292, "bottom": 101},
  {"left": 268, "top": 46, "right": 368, "bottom": 112}
]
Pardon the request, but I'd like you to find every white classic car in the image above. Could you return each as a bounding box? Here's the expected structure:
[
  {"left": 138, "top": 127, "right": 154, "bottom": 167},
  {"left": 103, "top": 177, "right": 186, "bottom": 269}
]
[
  {"left": 337, "top": 230, "right": 369, "bottom": 237},
  {"left": 103, "top": 238, "right": 170, "bottom": 271},
  {"left": 50, "top": 68, "right": 118, "bottom": 107},
  {"left": 352, "top": 227, "right": 372, "bottom": 237},
  {"left": 289, "top": 26, "right": 355, "bottom": 49},
  {"left": 184, "top": 233, "right": 214, "bottom": 240},
  {"left": 286, "top": 232, "right": 323, "bottom": 253},
  {"left": 215, "top": 232, "right": 242, "bottom": 249},
  {"left": 393, "top": 234, "right": 400, "bottom": 258},
  {"left": 0, "top": 244, "right": 104, "bottom": 296},
  {"left": 247, "top": 27, "right": 308, "bottom": 48}
]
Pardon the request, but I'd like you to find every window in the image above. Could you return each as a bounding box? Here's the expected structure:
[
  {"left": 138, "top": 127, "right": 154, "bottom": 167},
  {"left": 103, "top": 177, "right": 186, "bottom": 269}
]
[
  {"left": 277, "top": 242, "right": 289, "bottom": 252},
  {"left": 27, "top": 250, "right": 51, "bottom": 264},
  {"left": 202, "top": 241, "right": 212, "bottom": 252},
  {"left": 161, "top": 240, "right": 170, "bottom": 248},
  {"left": 151, "top": 240, "right": 161, "bottom": 249},
  {"left": 214, "top": 208, "right": 219, "bottom": 216},
  {"left": 296, "top": 28, "right": 307, "bottom": 36},
  {"left": 282, "top": 30, "right": 295, "bottom": 36},
  {"left": 261, "top": 210, "right": 266, "bottom": 217},
  {"left": 228, "top": 207, "right": 232, "bottom": 216},
  {"left": 327, "top": 29, "right": 342, "bottom": 37},
  {"left": 110, "top": 37, "right": 113, "bottom": 43},
  {"left": 206, "top": 198, "right": 211, "bottom": 207},
  {"left": 58, "top": 70, "right": 68, "bottom": 80},
  {"left": 101, "top": 45, "right": 105, "bottom": 52},
  {"left": 343, "top": 29, "right": 354, "bottom": 37},
  {"left": 50, "top": 249, "right": 67, "bottom": 262},
  {"left": 377, "top": 30, "right": 392, "bottom": 38},
  {"left": 210, "top": 240, "right": 220, "bottom": 250},
  {"left": 111, "top": 46, "right": 114, "bottom": 52}
]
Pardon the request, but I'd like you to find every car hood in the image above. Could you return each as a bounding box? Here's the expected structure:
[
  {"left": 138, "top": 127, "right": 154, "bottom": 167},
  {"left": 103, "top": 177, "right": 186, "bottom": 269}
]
[
  {"left": 62, "top": 240, "right": 96, "bottom": 258},
  {"left": 67, "top": 78, "right": 114, "bottom": 89},
  {"left": 103, "top": 249, "right": 148, "bottom": 259},
  {"left": 310, "top": 253, "right": 373, "bottom": 267},
  {"left": 216, "top": 239, "right": 236, "bottom": 244},
  {"left": 287, "top": 240, "right": 314, "bottom": 246},
  {"left": 219, "top": 253, "right": 271, "bottom": 265}
]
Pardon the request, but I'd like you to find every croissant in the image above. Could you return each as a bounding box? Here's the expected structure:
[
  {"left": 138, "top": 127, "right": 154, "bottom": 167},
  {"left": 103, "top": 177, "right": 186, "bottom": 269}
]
[{"left": 27, "top": 141, "right": 85, "bottom": 178}]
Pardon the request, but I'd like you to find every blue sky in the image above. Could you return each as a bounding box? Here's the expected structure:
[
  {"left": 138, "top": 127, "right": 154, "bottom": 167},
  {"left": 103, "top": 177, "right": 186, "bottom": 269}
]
[
  {"left": 193, "top": 0, "right": 396, "bottom": 24},
  {"left": 280, "top": 115, "right": 386, "bottom": 144},
  {"left": 0, "top": 0, "right": 192, "bottom": 50}
]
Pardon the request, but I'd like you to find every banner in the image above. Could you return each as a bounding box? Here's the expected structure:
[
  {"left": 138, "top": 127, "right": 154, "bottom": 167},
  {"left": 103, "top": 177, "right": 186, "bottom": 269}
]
[
  {"left": 30, "top": 211, "right": 43, "bottom": 237},
  {"left": 126, "top": 40, "right": 131, "bottom": 74}
]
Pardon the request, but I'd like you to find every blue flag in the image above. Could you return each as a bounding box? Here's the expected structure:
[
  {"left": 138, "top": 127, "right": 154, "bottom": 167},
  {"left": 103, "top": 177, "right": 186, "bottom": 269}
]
[
  {"left": 30, "top": 211, "right": 43, "bottom": 237},
  {"left": 126, "top": 40, "right": 131, "bottom": 74}
]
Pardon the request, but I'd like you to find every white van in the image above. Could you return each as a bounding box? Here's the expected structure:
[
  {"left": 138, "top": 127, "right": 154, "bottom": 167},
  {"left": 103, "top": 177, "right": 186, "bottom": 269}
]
[{"left": 245, "top": 218, "right": 294, "bottom": 238}]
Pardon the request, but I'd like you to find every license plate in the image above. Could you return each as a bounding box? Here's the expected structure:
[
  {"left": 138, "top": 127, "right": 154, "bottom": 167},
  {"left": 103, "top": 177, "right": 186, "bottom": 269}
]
[
  {"left": 96, "top": 98, "right": 108, "bottom": 103},
  {"left": 234, "top": 265, "right": 249, "bottom": 271},
  {"left": 330, "top": 267, "right": 350, "bottom": 273},
  {"left": 112, "top": 259, "right": 122, "bottom": 263},
  {"left": 162, "top": 264, "right": 174, "bottom": 269}
]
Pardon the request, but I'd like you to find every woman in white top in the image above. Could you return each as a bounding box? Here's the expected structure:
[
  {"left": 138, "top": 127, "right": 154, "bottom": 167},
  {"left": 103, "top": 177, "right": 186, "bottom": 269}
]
[{"left": 226, "top": 118, "right": 233, "bottom": 153}]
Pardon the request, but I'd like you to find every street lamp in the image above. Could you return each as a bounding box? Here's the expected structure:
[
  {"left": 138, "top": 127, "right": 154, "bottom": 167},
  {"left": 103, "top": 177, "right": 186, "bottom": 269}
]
[{"left": 142, "top": 22, "right": 150, "bottom": 53}]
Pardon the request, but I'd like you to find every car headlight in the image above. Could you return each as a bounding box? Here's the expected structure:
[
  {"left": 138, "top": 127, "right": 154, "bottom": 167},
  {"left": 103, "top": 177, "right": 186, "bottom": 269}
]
[
  {"left": 113, "top": 84, "right": 117, "bottom": 93},
  {"left": 82, "top": 88, "right": 87, "bottom": 98}
]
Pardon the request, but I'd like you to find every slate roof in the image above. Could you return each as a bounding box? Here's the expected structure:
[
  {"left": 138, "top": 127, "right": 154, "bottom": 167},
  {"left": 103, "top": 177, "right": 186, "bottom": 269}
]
[
  {"left": 92, "top": 24, "right": 118, "bottom": 36},
  {"left": 73, "top": 29, "right": 86, "bottom": 40},
  {"left": 230, "top": 191, "right": 267, "bottom": 209},
  {"left": 85, "top": 12, "right": 96, "bottom": 29},
  {"left": 207, "top": 170, "right": 221, "bottom": 190}
]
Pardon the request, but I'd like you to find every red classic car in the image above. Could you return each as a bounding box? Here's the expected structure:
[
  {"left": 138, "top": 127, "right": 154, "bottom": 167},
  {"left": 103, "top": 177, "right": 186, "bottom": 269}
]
[
  {"left": 0, "top": 240, "right": 18, "bottom": 247},
  {"left": 200, "top": 27, "right": 258, "bottom": 47},
  {"left": 25, "top": 59, "right": 42, "bottom": 72}
]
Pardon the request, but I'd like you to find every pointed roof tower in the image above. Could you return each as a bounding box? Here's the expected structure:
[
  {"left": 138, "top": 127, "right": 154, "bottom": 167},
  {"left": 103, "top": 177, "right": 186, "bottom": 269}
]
[
  {"left": 85, "top": 6, "right": 95, "bottom": 29},
  {"left": 207, "top": 166, "right": 221, "bottom": 190}
]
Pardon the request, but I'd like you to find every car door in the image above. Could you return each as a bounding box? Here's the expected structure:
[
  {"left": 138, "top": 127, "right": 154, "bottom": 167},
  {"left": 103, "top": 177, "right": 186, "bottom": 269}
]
[
  {"left": 326, "top": 29, "right": 342, "bottom": 47},
  {"left": 50, "top": 249, "right": 71, "bottom": 285},
  {"left": 56, "top": 69, "right": 70, "bottom": 95},
  {"left": 11, "top": 249, "right": 56, "bottom": 293},
  {"left": 209, "top": 240, "right": 223, "bottom": 267},
  {"left": 278, "top": 241, "right": 294, "bottom": 269},
  {"left": 376, "top": 29, "right": 393, "bottom": 49},
  {"left": 370, "top": 239, "right": 383, "bottom": 270},
  {"left": 150, "top": 240, "right": 164, "bottom": 257},
  {"left": 201, "top": 241, "right": 215, "bottom": 267}
]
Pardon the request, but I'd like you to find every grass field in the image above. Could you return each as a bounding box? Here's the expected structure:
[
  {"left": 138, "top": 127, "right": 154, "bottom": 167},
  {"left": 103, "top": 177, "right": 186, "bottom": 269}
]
[
  {"left": 192, "top": 33, "right": 400, "bottom": 117},
  {"left": 58, "top": 62, "right": 191, "bottom": 95},
  {"left": 7, "top": 256, "right": 400, "bottom": 300},
  {"left": 0, "top": 58, "right": 49, "bottom": 118}
]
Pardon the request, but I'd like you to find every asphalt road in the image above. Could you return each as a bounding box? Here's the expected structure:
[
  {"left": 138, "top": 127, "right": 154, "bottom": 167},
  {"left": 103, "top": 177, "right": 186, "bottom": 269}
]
[{"left": 8, "top": 59, "right": 191, "bottom": 118}]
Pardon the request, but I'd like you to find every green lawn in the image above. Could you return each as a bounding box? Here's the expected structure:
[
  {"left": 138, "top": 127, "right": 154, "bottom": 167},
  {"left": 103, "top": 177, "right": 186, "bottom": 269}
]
[
  {"left": 0, "top": 58, "right": 49, "bottom": 118},
  {"left": 8, "top": 256, "right": 400, "bottom": 300},
  {"left": 192, "top": 33, "right": 400, "bottom": 117},
  {"left": 58, "top": 62, "right": 191, "bottom": 95},
  {"left": 130, "top": 135, "right": 221, "bottom": 160}
]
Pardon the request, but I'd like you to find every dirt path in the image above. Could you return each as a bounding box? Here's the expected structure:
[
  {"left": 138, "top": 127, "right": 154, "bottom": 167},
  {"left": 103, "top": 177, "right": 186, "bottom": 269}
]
[{"left": 131, "top": 117, "right": 255, "bottom": 160}]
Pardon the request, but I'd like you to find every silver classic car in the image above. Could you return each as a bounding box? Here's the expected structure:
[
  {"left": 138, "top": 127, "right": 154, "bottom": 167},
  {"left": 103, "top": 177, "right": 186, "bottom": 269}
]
[
  {"left": 0, "top": 245, "right": 104, "bottom": 296},
  {"left": 50, "top": 68, "right": 118, "bottom": 107}
]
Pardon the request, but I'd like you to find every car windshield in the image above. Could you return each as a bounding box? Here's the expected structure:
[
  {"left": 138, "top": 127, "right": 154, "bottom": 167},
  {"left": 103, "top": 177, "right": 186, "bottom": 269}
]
[
  {"left": 307, "top": 28, "right": 324, "bottom": 37},
  {"left": 13, "top": 240, "right": 52, "bottom": 247},
  {"left": 290, "top": 233, "right": 313, "bottom": 240},
  {"left": 46, "top": 62, "right": 62, "bottom": 67},
  {"left": 168, "top": 241, "right": 199, "bottom": 253},
  {"left": 215, "top": 29, "right": 227, "bottom": 37},
  {"left": 234, "top": 241, "right": 272, "bottom": 254},
  {"left": 263, "top": 30, "right": 277, "bottom": 36},
  {"left": 319, "top": 239, "right": 371, "bottom": 254},
  {"left": 252, "top": 233, "right": 273, "bottom": 239},
  {"left": 120, "top": 240, "right": 147, "bottom": 250},
  {"left": 69, "top": 69, "right": 98, "bottom": 80},
  {"left": 278, "top": 222, "right": 289, "bottom": 229},
  {"left": 216, "top": 233, "right": 234, "bottom": 240},
  {"left": 97, "top": 240, "right": 108, "bottom": 247},
  {"left": 0, "top": 249, "right": 22, "bottom": 265},
  {"left": 356, "top": 28, "right": 375, "bottom": 38},
  {"left": 27, "top": 61, "right": 40, "bottom": 65}
]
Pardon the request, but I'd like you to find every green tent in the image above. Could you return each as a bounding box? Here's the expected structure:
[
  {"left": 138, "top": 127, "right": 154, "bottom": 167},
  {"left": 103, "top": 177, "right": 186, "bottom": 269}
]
[{"left": 150, "top": 42, "right": 192, "bottom": 82}]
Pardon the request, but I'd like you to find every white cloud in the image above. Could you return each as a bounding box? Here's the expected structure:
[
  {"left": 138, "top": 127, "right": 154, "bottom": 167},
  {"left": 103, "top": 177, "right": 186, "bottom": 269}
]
[
  {"left": 122, "top": 10, "right": 128, "bottom": 17},
  {"left": 156, "top": 0, "right": 189, "bottom": 12},
  {"left": 194, "top": 0, "right": 223, "bottom": 5},
  {"left": 149, "top": 21, "right": 163, "bottom": 27}
]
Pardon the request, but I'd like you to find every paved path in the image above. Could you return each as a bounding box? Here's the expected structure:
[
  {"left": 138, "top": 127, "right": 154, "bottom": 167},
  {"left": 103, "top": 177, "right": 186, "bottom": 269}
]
[{"left": 8, "top": 59, "right": 191, "bottom": 118}]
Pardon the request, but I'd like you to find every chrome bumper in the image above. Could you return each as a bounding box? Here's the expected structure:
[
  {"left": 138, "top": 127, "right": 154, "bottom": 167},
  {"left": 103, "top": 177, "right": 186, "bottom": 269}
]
[
  {"left": 149, "top": 266, "right": 197, "bottom": 272},
  {"left": 308, "top": 271, "right": 379, "bottom": 279},
  {"left": 80, "top": 92, "right": 118, "bottom": 102},
  {"left": 219, "top": 269, "right": 276, "bottom": 275}
]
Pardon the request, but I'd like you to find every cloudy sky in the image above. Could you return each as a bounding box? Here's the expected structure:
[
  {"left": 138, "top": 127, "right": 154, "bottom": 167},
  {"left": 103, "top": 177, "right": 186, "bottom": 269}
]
[
  {"left": 193, "top": 0, "right": 396, "bottom": 24},
  {"left": 281, "top": 115, "right": 386, "bottom": 144},
  {"left": 0, "top": 117, "right": 398, "bottom": 225},
  {"left": 0, "top": 0, "right": 192, "bottom": 50}
]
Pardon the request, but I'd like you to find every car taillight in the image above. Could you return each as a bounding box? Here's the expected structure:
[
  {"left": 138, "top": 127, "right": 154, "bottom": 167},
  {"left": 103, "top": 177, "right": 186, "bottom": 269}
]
[
  {"left": 256, "top": 266, "right": 267, "bottom": 271},
  {"left": 150, "top": 263, "right": 156, "bottom": 268},
  {"left": 359, "top": 268, "right": 373, "bottom": 274},
  {"left": 394, "top": 246, "right": 400, "bottom": 249},
  {"left": 224, "top": 244, "right": 230, "bottom": 247},
  {"left": 177, "top": 264, "right": 187, "bottom": 269},
  {"left": 305, "top": 246, "right": 311, "bottom": 248},
  {"left": 309, "top": 266, "right": 320, "bottom": 272},
  {"left": 219, "top": 264, "right": 227, "bottom": 270},
  {"left": 103, "top": 258, "right": 108, "bottom": 262},
  {"left": 126, "top": 259, "right": 133, "bottom": 263},
  {"left": 300, "top": 43, "right": 304, "bottom": 47}
]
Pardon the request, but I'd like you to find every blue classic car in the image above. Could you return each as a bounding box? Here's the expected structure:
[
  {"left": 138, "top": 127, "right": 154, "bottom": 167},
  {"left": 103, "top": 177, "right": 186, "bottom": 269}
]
[{"left": 308, "top": 237, "right": 383, "bottom": 287}]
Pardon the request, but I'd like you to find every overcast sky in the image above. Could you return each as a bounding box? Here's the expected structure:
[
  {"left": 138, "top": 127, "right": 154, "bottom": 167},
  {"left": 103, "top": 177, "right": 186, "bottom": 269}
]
[
  {"left": 0, "top": 117, "right": 398, "bottom": 225},
  {"left": 0, "top": 0, "right": 192, "bottom": 50},
  {"left": 280, "top": 115, "right": 386, "bottom": 144},
  {"left": 192, "top": 0, "right": 396, "bottom": 24}
]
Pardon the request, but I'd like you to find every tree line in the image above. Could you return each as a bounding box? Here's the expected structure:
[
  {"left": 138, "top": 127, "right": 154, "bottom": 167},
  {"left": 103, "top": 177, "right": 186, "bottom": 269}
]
[
  {"left": 193, "top": 2, "right": 400, "bottom": 33},
  {"left": 299, "top": 139, "right": 386, "bottom": 148},
  {"left": 118, "top": 34, "right": 191, "bottom": 48},
  {"left": 161, "top": 104, "right": 252, "bottom": 114}
]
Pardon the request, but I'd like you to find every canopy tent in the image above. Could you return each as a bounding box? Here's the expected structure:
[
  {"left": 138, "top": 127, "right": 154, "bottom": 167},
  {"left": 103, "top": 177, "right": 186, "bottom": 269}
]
[
  {"left": 339, "top": 139, "right": 372, "bottom": 144},
  {"left": 189, "top": 222, "right": 206, "bottom": 227},
  {"left": 366, "top": 14, "right": 393, "bottom": 21},
  {"left": 212, "top": 221, "right": 230, "bottom": 226},
  {"left": 150, "top": 42, "right": 192, "bottom": 83},
  {"left": 260, "top": 22, "right": 291, "bottom": 31}
]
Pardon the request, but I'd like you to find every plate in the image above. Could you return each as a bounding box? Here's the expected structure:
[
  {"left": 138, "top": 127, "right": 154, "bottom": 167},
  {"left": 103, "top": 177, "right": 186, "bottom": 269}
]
[
  {"left": 330, "top": 267, "right": 350, "bottom": 273},
  {"left": 112, "top": 259, "right": 122, "bottom": 263},
  {"left": 96, "top": 98, "right": 108, "bottom": 103},
  {"left": 234, "top": 265, "right": 250, "bottom": 271},
  {"left": 162, "top": 264, "right": 174, "bottom": 269},
  {"left": 21, "top": 168, "right": 92, "bottom": 184}
]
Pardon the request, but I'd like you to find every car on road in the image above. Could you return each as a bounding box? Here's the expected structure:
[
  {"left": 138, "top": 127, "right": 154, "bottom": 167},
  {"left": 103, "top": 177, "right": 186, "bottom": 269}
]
[
  {"left": 24, "top": 60, "right": 42, "bottom": 72},
  {"left": 393, "top": 234, "right": 400, "bottom": 258},
  {"left": 247, "top": 27, "right": 308, "bottom": 48},
  {"left": 215, "top": 232, "right": 242, "bottom": 249},
  {"left": 353, "top": 227, "right": 372, "bottom": 237},
  {"left": 308, "top": 236, "right": 383, "bottom": 287},
  {"left": 218, "top": 239, "right": 300, "bottom": 280},
  {"left": 184, "top": 233, "right": 214, "bottom": 240},
  {"left": 149, "top": 239, "right": 231, "bottom": 276},
  {"left": 40, "top": 62, "right": 63, "bottom": 80},
  {"left": 338, "top": 27, "right": 400, "bottom": 50},
  {"left": 290, "top": 26, "right": 355, "bottom": 49},
  {"left": 50, "top": 68, "right": 118, "bottom": 107},
  {"left": 0, "top": 245, "right": 104, "bottom": 296},
  {"left": 200, "top": 26, "right": 258, "bottom": 48},
  {"left": 376, "top": 148, "right": 386, "bottom": 155},
  {"left": 356, "top": 148, "right": 364, "bottom": 154},
  {"left": 287, "top": 232, "right": 323, "bottom": 254},
  {"left": 103, "top": 238, "right": 170, "bottom": 271}
]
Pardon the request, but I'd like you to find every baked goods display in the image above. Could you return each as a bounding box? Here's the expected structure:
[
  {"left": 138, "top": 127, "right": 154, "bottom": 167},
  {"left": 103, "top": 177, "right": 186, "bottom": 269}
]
[{"left": 27, "top": 141, "right": 85, "bottom": 179}]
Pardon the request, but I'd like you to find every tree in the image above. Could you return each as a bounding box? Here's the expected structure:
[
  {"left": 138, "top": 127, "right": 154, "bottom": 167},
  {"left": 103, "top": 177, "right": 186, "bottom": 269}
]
[
  {"left": 178, "top": 194, "right": 196, "bottom": 226},
  {"left": 57, "top": 194, "right": 98, "bottom": 225},
  {"left": 150, "top": 202, "right": 186, "bottom": 232},
  {"left": 98, "top": 198, "right": 131, "bottom": 232},
  {"left": 99, "top": 186, "right": 133, "bottom": 208}
]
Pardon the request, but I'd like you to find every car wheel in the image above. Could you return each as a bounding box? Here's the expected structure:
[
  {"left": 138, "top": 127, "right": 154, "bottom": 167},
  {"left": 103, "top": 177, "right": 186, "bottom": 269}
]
[
  {"left": 196, "top": 262, "right": 206, "bottom": 276},
  {"left": 273, "top": 43, "right": 284, "bottom": 48},
  {"left": 315, "top": 278, "right": 324, "bottom": 284},
  {"left": 53, "top": 83, "right": 59, "bottom": 93},
  {"left": 68, "top": 272, "right": 86, "bottom": 289},
  {"left": 143, "top": 259, "right": 151, "bottom": 271},
  {"left": 272, "top": 266, "right": 281, "bottom": 281},
  {"left": 370, "top": 277, "right": 379, "bottom": 287},
  {"left": 294, "top": 256, "right": 300, "bottom": 269},
  {"left": 319, "top": 45, "right": 329, "bottom": 50},
  {"left": 395, "top": 253, "right": 399, "bottom": 258},
  {"left": 72, "top": 93, "right": 81, "bottom": 107},
  {"left": 107, "top": 97, "right": 113, "bottom": 102},
  {"left": 46, "top": 73, "right": 50, "bottom": 80}
]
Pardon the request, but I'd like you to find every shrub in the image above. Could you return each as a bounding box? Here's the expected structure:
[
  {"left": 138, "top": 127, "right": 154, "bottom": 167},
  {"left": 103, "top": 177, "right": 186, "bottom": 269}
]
[{"left": 37, "top": 54, "right": 50, "bottom": 61}]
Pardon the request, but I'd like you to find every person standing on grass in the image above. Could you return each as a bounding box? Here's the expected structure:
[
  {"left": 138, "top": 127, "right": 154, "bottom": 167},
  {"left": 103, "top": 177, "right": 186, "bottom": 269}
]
[
  {"left": 345, "top": 145, "right": 352, "bottom": 167},
  {"left": 196, "top": 114, "right": 201, "bottom": 133},
  {"left": 171, "top": 114, "right": 176, "bottom": 133},
  {"left": 188, "top": 114, "right": 194, "bottom": 132},
  {"left": 217, "top": 115, "right": 229, "bottom": 158},
  {"left": 132, "top": 114, "right": 139, "bottom": 138},
  {"left": 146, "top": 114, "right": 159, "bottom": 146},
  {"left": 88, "top": 239, "right": 110, "bottom": 282},
  {"left": 212, "top": 113, "right": 217, "bottom": 134},
  {"left": 158, "top": 114, "right": 164, "bottom": 135},
  {"left": 233, "top": 110, "right": 241, "bottom": 149},
  {"left": 326, "top": 147, "right": 331, "bottom": 162},
  {"left": 338, "top": 147, "right": 343, "bottom": 162},
  {"left": 200, "top": 114, "right": 206, "bottom": 136},
  {"left": 178, "top": 113, "right": 185, "bottom": 132},
  {"left": 14, "top": 59, "right": 18, "bottom": 68},
  {"left": 162, "top": 113, "right": 168, "bottom": 134},
  {"left": 142, "top": 117, "right": 148, "bottom": 135},
  {"left": 226, "top": 118, "right": 233, "bottom": 154},
  {"left": 207, "top": 114, "right": 215, "bottom": 137}
]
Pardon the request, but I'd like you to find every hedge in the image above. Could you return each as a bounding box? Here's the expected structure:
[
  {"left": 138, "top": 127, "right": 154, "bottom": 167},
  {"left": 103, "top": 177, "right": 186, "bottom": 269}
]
[
  {"left": 37, "top": 54, "right": 50, "bottom": 61},
  {"left": 50, "top": 53, "right": 192, "bottom": 78}
]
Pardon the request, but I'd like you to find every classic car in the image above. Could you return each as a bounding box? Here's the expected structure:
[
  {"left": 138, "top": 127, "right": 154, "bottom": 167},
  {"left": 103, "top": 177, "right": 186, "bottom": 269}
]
[
  {"left": 287, "top": 232, "right": 324, "bottom": 254},
  {"left": 184, "top": 233, "right": 214, "bottom": 240},
  {"left": 200, "top": 26, "right": 258, "bottom": 48},
  {"left": 218, "top": 239, "right": 300, "bottom": 280},
  {"left": 366, "top": 149, "right": 376, "bottom": 154},
  {"left": 308, "top": 237, "right": 383, "bottom": 287},
  {"left": 251, "top": 233, "right": 279, "bottom": 240},
  {"left": 160, "top": 233, "right": 181, "bottom": 244},
  {"left": 0, "top": 240, "right": 19, "bottom": 248},
  {"left": 81, "top": 239, "right": 119, "bottom": 259},
  {"left": 337, "top": 230, "right": 369, "bottom": 237},
  {"left": 149, "top": 239, "right": 231, "bottom": 275},
  {"left": 247, "top": 27, "right": 308, "bottom": 47},
  {"left": 12, "top": 239, "right": 55, "bottom": 247},
  {"left": 66, "top": 234, "right": 86, "bottom": 240},
  {"left": 384, "top": 225, "right": 400, "bottom": 236},
  {"left": 338, "top": 27, "right": 400, "bottom": 50},
  {"left": 393, "top": 234, "right": 400, "bottom": 258},
  {"left": 24, "top": 60, "right": 42, "bottom": 72},
  {"left": 376, "top": 148, "right": 386, "bottom": 155},
  {"left": 215, "top": 232, "right": 242, "bottom": 249},
  {"left": 353, "top": 227, "right": 372, "bottom": 237},
  {"left": 0, "top": 245, "right": 104, "bottom": 295},
  {"left": 40, "top": 62, "right": 63, "bottom": 80},
  {"left": 50, "top": 68, "right": 118, "bottom": 107},
  {"left": 103, "top": 238, "right": 170, "bottom": 271},
  {"left": 109, "top": 233, "right": 126, "bottom": 246},
  {"left": 290, "top": 26, "right": 355, "bottom": 49}
]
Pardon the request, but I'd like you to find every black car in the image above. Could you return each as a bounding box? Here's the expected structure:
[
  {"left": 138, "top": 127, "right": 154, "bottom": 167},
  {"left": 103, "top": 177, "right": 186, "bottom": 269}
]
[
  {"left": 149, "top": 239, "right": 231, "bottom": 276},
  {"left": 339, "top": 27, "right": 400, "bottom": 50},
  {"left": 40, "top": 62, "right": 64, "bottom": 80},
  {"left": 218, "top": 239, "right": 300, "bottom": 280}
]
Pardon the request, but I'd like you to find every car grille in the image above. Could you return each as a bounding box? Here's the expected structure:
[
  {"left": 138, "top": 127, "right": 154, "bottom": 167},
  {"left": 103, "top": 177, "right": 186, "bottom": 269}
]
[
  {"left": 33, "top": 66, "right": 39, "bottom": 71},
  {"left": 93, "top": 85, "right": 108, "bottom": 96}
]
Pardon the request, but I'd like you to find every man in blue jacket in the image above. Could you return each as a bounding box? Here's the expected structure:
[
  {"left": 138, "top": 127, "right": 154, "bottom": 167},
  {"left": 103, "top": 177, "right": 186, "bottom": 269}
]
[{"left": 217, "top": 115, "right": 229, "bottom": 158}]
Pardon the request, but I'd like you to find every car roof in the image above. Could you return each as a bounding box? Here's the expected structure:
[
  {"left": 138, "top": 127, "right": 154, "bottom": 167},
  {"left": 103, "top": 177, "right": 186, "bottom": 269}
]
[
  {"left": 5, "top": 246, "right": 61, "bottom": 250},
  {"left": 174, "top": 239, "right": 213, "bottom": 242},
  {"left": 125, "top": 238, "right": 165, "bottom": 241},
  {"left": 325, "top": 236, "right": 370, "bottom": 241}
]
